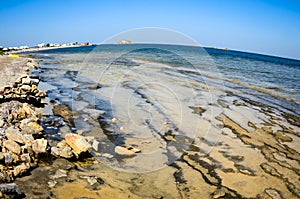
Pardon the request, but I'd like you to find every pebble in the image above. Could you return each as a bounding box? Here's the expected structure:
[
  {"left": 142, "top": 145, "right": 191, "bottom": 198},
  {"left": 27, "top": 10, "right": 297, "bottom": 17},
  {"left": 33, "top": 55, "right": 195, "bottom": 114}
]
[{"left": 111, "top": 118, "right": 117, "bottom": 123}]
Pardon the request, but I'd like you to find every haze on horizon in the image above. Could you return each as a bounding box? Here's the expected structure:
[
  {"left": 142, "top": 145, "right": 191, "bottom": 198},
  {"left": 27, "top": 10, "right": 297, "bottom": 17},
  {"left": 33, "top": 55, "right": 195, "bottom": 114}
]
[{"left": 0, "top": 0, "right": 299, "bottom": 60}]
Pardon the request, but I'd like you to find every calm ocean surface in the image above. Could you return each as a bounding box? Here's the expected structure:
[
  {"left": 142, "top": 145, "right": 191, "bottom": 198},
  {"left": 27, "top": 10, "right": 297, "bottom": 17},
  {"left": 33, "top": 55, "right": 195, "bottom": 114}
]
[{"left": 30, "top": 44, "right": 300, "bottom": 114}]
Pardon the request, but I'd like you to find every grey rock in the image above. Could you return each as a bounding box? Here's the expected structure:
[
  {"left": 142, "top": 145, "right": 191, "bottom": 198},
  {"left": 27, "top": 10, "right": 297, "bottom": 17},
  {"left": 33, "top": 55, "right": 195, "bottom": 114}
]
[
  {"left": 4, "top": 153, "right": 13, "bottom": 165},
  {"left": 0, "top": 183, "right": 22, "bottom": 196},
  {"left": 3, "top": 140, "right": 21, "bottom": 155}
]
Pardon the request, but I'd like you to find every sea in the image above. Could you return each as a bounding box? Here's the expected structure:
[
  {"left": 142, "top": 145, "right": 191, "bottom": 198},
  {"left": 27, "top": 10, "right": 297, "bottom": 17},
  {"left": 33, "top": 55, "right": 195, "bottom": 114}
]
[{"left": 26, "top": 44, "right": 300, "bottom": 172}]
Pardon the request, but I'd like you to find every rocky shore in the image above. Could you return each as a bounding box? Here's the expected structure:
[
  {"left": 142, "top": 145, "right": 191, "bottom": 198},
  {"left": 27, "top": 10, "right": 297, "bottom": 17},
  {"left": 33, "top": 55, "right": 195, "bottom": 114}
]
[{"left": 0, "top": 55, "right": 93, "bottom": 198}]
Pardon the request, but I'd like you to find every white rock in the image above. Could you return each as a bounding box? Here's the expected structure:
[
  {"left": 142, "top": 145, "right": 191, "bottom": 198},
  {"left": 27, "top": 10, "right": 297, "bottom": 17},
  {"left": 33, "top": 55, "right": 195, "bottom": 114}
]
[
  {"left": 114, "top": 146, "right": 136, "bottom": 156},
  {"left": 65, "top": 133, "right": 91, "bottom": 155},
  {"left": 0, "top": 119, "right": 4, "bottom": 128},
  {"left": 32, "top": 138, "right": 47, "bottom": 154}
]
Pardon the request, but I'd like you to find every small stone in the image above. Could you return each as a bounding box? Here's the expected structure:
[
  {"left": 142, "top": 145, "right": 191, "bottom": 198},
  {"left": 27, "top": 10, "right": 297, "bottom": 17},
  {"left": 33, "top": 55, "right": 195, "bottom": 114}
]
[
  {"left": 30, "top": 78, "right": 39, "bottom": 85},
  {"left": 0, "top": 152, "right": 4, "bottom": 161},
  {"left": 21, "top": 76, "right": 31, "bottom": 85},
  {"left": 18, "top": 108, "right": 26, "bottom": 119},
  {"left": 20, "top": 153, "right": 31, "bottom": 163},
  {"left": 0, "top": 183, "right": 22, "bottom": 197},
  {"left": 88, "top": 84, "right": 101, "bottom": 90},
  {"left": 265, "top": 188, "right": 283, "bottom": 199},
  {"left": 28, "top": 122, "right": 43, "bottom": 132},
  {"left": 22, "top": 134, "right": 34, "bottom": 146},
  {"left": 127, "top": 146, "right": 141, "bottom": 153},
  {"left": 111, "top": 118, "right": 117, "bottom": 123},
  {"left": 48, "top": 180, "right": 57, "bottom": 188},
  {"left": 59, "top": 146, "right": 73, "bottom": 159},
  {"left": 19, "top": 85, "right": 31, "bottom": 91},
  {"left": 13, "top": 163, "right": 28, "bottom": 177},
  {"left": 0, "top": 119, "right": 4, "bottom": 128},
  {"left": 20, "top": 119, "right": 43, "bottom": 134},
  {"left": 102, "top": 153, "right": 114, "bottom": 158},
  {"left": 5, "top": 127, "right": 24, "bottom": 144},
  {"left": 212, "top": 188, "right": 226, "bottom": 199},
  {"left": 114, "top": 146, "right": 136, "bottom": 156},
  {"left": 65, "top": 133, "right": 91, "bottom": 156},
  {"left": 31, "top": 84, "right": 38, "bottom": 92},
  {"left": 22, "top": 103, "right": 35, "bottom": 116},
  {"left": 4, "top": 153, "right": 13, "bottom": 165},
  {"left": 32, "top": 138, "right": 47, "bottom": 154},
  {"left": 3, "top": 140, "right": 21, "bottom": 155},
  {"left": 51, "top": 147, "right": 60, "bottom": 157},
  {"left": 51, "top": 169, "right": 67, "bottom": 179}
]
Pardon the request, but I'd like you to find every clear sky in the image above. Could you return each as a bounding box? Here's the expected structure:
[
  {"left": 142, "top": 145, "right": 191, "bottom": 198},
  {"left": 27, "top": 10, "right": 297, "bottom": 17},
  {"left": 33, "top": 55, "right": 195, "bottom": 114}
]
[{"left": 0, "top": 0, "right": 300, "bottom": 60}]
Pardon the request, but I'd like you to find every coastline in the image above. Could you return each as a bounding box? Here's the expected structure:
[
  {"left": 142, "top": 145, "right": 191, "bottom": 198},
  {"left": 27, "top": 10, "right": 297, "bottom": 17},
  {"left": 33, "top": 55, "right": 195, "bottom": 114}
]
[
  {"left": 0, "top": 55, "right": 94, "bottom": 198},
  {"left": 0, "top": 49, "right": 299, "bottom": 198}
]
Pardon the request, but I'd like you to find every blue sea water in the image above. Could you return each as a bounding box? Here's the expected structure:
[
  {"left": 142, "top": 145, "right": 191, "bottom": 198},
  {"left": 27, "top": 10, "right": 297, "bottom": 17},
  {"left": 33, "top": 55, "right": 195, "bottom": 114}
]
[{"left": 30, "top": 44, "right": 300, "bottom": 115}]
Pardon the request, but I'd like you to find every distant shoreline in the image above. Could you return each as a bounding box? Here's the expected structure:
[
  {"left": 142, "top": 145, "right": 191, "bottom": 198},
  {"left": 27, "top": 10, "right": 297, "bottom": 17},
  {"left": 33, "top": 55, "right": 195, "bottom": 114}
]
[{"left": 11, "top": 44, "right": 88, "bottom": 54}]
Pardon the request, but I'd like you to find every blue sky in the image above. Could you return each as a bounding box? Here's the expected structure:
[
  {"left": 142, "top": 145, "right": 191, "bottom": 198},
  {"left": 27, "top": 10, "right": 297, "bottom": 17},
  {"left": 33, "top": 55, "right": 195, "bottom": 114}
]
[{"left": 0, "top": 0, "right": 300, "bottom": 59}]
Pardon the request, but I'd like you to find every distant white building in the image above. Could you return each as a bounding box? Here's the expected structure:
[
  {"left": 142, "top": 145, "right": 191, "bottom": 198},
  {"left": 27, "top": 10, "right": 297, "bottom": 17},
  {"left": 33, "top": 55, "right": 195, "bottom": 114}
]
[
  {"left": 38, "top": 43, "right": 45, "bottom": 48},
  {"left": 19, "top": 45, "right": 29, "bottom": 49}
]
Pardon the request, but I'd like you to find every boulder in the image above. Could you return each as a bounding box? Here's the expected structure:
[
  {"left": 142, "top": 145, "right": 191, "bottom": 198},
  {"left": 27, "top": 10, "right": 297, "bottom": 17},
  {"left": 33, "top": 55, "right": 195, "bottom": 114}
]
[
  {"left": 3, "top": 140, "right": 21, "bottom": 155},
  {"left": 65, "top": 133, "right": 91, "bottom": 156},
  {"left": 32, "top": 138, "right": 47, "bottom": 154},
  {"left": 5, "top": 127, "right": 24, "bottom": 144}
]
